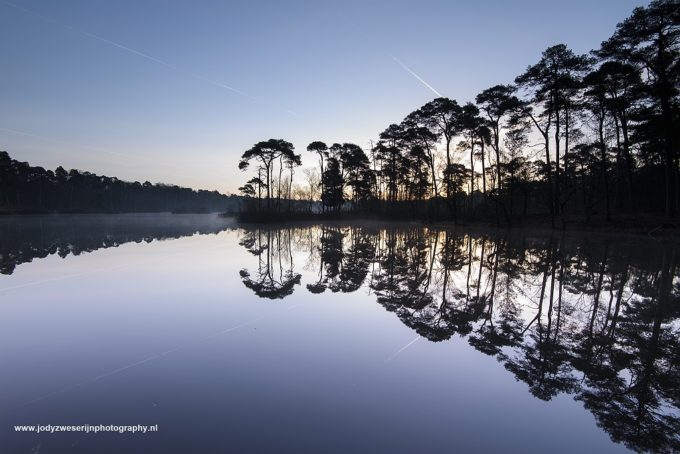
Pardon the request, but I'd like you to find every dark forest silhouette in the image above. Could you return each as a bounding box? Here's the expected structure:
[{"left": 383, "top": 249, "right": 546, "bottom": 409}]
[
  {"left": 238, "top": 1, "right": 680, "bottom": 227},
  {"left": 0, "top": 151, "right": 241, "bottom": 214},
  {"left": 237, "top": 223, "right": 680, "bottom": 453}
]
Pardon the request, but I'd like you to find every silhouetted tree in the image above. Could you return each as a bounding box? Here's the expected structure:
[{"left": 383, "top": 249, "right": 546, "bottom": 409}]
[
  {"left": 476, "top": 85, "right": 519, "bottom": 191},
  {"left": 597, "top": 0, "right": 680, "bottom": 218},
  {"left": 515, "top": 44, "right": 591, "bottom": 223},
  {"left": 339, "top": 143, "right": 374, "bottom": 209},
  {"left": 321, "top": 157, "right": 344, "bottom": 212},
  {"left": 417, "top": 97, "right": 462, "bottom": 205},
  {"left": 307, "top": 141, "right": 328, "bottom": 211},
  {"left": 239, "top": 139, "right": 297, "bottom": 211}
]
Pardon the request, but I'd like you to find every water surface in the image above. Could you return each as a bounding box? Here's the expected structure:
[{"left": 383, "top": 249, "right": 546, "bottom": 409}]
[{"left": 1, "top": 214, "right": 678, "bottom": 453}]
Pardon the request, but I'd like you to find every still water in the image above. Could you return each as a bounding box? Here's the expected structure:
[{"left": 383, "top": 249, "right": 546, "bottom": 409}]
[{"left": 1, "top": 214, "right": 678, "bottom": 453}]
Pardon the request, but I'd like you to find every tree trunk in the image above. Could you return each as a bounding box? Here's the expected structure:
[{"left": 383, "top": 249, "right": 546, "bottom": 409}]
[
  {"left": 494, "top": 121, "right": 502, "bottom": 191},
  {"left": 481, "top": 140, "right": 487, "bottom": 195},
  {"left": 319, "top": 154, "right": 324, "bottom": 213},
  {"left": 598, "top": 114, "right": 611, "bottom": 221},
  {"left": 278, "top": 157, "right": 283, "bottom": 212},
  {"left": 544, "top": 130, "right": 554, "bottom": 228},
  {"left": 620, "top": 110, "right": 635, "bottom": 211},
  {"left": 554, "top": 105, "right": 561, "bottom": 217},
  {"left": 613, "top": 114, "right": 624, "bottom": 212}
]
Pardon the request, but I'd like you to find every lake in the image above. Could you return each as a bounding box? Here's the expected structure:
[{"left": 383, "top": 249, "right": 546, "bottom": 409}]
[{"left": 1, "top": 214, "right": 678, "bottom": 453}]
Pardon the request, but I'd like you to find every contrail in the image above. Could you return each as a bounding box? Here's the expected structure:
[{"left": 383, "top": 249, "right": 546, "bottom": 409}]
[
  {"left": 187, "top": 71, "right": 259, "bottom": 101},
  {"left": 386, "top": 335, "right": 421, "bottom": 361},
  {"left": 0, "top": 264, "right": 127, "bottom": 294},
  {"left": 15, "top": 314, "right": 268, "bottom": 409},
  {"left": 80, "top": 31, "right": 178, "bottom": 70},
  {"left": 0, "top": 126, "right": 231, "bottom": 180},
  {"left": 81, "top": 30, "right": 257, "bottom": 100},
  {"left": 391, "top": 56, "right": 442, "bottom": 97},
  {"left": 0, "top": 0, "right": 291, "bottom": 112}
]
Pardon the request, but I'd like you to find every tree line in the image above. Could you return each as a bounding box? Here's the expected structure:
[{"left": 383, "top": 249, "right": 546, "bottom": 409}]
[
  {"left": 238, "top": 1, "right": 680, "bottom": 226},
  {"left": 0, "top": 151, "right": 241, "bottom": 213}
]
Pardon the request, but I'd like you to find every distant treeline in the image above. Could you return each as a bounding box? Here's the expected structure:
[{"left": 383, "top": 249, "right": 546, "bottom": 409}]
[
  {"left": 238, "top": 1, "right": 680, "bottom": 227},
  {"left": 0, "top": 151, "right": 242, "bottom": 214}
]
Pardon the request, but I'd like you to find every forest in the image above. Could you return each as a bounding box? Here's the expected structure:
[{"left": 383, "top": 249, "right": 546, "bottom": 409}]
[
  {"left": 0, "top": 151, "right": 241, "bottom": 214},
  {"left": 238, "top": 1, "right": 680, "bottom": 227}
]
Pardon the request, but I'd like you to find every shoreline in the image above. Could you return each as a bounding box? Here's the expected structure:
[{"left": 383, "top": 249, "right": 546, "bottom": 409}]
[
  {"left": 2, "top": 210, "right": 677, "bottom": 239},
  {"left": 230, "top": 212, "right": 679, "bottom": 238}
]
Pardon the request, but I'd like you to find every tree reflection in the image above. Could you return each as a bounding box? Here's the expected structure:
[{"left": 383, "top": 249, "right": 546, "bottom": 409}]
[
  {"left": 238, "top": 224, "right": 680, "bottom": 452},
  {"left": 370, "top": 228, "right": 439, "bottom": 339},
  {"left": 331, "top": 227, "right": 375, "bottom": 293},
  {"left": 239, "top": 228, "right": 301, "bottom": 299},
  {"left": 0, "top": 214, "right": 232, "bottom": 275}
]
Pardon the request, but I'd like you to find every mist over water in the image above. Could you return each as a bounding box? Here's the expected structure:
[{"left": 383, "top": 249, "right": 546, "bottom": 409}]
[{"left": 1, "top": 215, "right": 678, "bottom": 453}]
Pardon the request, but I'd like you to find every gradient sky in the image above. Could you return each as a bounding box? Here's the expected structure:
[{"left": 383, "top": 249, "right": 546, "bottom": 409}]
[{"left": 1, "top": 0, "right": 648, "bottom": 194}]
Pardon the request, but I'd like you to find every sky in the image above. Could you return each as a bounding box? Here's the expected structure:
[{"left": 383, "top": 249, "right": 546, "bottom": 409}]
[{"left": 0, "top": 0, "right": 648, "bottom": 194}]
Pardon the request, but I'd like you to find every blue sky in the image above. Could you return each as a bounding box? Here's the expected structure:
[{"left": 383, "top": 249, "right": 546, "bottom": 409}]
[{"left": 1, "top": 0, "right": 647, "bottom": 193}]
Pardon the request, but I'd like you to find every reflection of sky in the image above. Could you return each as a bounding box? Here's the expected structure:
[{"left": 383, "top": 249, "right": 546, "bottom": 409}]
[
  {"left": 0, "top": 227, "right": 629, "bottom": 453},
  {"left": 0, "top": 0, "right": 646, "bottom": 194}
]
